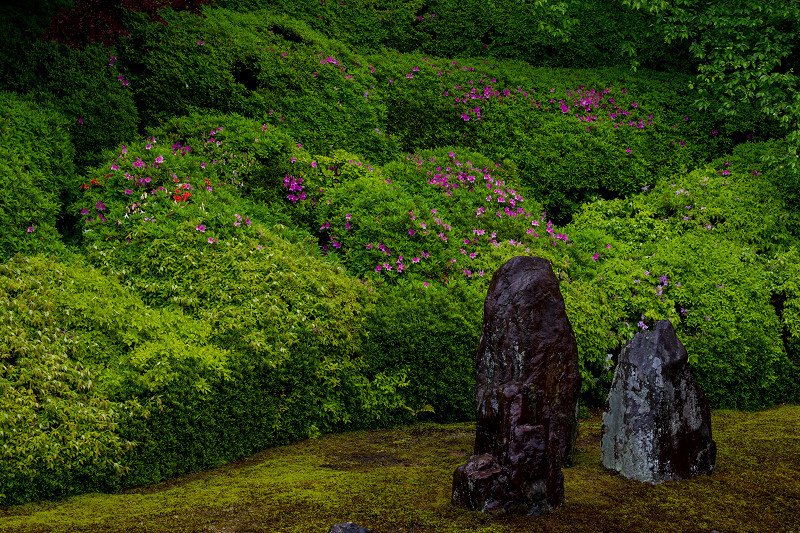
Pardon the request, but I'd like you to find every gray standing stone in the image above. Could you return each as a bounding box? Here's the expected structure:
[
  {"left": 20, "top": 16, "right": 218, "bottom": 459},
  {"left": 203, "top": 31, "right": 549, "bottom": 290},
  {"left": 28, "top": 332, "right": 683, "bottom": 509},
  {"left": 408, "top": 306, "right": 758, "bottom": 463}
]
[
  {"left": 601, "top": 320, "right": 716, "bottom": 483},
  {"left": 452, "top": 256, "right": 581, "bottom": 515}
]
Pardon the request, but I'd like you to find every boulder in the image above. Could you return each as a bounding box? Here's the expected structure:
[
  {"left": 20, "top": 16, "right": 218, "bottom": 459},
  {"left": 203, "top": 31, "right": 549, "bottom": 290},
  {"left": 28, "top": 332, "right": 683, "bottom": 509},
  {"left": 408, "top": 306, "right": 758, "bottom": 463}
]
[
  {"left": 601, "top": 320, "right": 717, "bottom": 483},
  {"left": 452, "top": 256, "right": 581, "bottom": 515}
]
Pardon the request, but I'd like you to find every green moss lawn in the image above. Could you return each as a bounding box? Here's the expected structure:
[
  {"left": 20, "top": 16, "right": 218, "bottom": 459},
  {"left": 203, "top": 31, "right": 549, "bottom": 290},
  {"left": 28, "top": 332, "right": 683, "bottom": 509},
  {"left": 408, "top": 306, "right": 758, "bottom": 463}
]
[{"left": 2, "top": 405, "right": 798, "bottom": 533}]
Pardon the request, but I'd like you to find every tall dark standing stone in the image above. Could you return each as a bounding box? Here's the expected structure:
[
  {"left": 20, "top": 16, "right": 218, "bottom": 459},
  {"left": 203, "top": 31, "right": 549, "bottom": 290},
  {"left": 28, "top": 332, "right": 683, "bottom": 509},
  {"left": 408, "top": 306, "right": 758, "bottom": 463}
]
[
  {"left": 601, "top": 320, "right": 716, "bottom": 483},
  {"left": 452, "top": 256, "right": 581, "bottom": 516}
]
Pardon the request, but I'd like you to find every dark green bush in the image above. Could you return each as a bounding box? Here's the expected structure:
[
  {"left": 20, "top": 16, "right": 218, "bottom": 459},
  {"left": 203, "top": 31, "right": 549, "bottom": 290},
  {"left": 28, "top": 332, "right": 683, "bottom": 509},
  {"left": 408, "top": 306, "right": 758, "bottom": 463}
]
[
  {"left": 214, "top": 0, "right": 689, "bottom": 72},
  {"left": 360, "top": 281, "right": 484, "bottom": 422},
  {"left": 119, "top": 8, "right": 397, "bottom": 163},
  {"left": 0, "top": 1, "right": 139, "bottom": 170}
]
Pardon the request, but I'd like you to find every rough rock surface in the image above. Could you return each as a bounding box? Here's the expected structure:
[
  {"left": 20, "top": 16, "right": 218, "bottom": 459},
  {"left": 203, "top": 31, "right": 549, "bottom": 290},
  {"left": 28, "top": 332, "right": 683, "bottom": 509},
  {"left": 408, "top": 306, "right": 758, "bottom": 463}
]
[
  {"left": 328, "top": 522, "right": 373, "bottom": 533},
  {"left": 601, "top": 320, "right": 717, "bottom": 483},
  {"left": 452, "top": 256, "right": 581, "bottom": 515}
]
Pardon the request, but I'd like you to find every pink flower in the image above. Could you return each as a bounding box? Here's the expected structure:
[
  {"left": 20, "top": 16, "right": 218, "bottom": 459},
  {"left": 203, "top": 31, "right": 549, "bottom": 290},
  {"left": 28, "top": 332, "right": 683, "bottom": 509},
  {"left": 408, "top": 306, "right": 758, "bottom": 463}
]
[
  {"left": 592, "top": 253, "right": 599, "bottom": 261},
  {"left": 27, "top": 226, "right": 35, "bottom": 233},
  {"left": 311, "top": 161, "right": 317, "bottom": 168},
  {"left": 208, "top": 237, "right": 216, "bottom": 244},
  {"left": 196, "top": 225, "right": 206, "bottom": 232}
]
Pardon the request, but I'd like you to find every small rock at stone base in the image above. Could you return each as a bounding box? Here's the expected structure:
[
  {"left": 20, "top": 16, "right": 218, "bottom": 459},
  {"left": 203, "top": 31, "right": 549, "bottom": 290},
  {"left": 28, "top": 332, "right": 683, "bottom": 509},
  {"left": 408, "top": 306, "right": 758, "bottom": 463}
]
[{"left": 328, "top": 522, "right": 373, "bottom": 533}]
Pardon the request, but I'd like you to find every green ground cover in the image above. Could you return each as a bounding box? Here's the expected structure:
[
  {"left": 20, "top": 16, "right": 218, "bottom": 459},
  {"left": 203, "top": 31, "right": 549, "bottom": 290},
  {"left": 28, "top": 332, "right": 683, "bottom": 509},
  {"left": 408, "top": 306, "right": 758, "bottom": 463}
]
[{"left": 1, "top": 405, "right": 798, "bottom": 532}]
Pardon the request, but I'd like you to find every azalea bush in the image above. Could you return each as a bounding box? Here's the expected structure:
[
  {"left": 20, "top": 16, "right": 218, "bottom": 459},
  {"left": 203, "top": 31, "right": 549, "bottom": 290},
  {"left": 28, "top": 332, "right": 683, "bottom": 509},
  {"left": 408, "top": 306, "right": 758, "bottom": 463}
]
[
  {"left": 70, "top": 132, "right": 411, "bottom": 486},
  {"left": 117, "top": 9, "right": 397, "bottom": 162}
]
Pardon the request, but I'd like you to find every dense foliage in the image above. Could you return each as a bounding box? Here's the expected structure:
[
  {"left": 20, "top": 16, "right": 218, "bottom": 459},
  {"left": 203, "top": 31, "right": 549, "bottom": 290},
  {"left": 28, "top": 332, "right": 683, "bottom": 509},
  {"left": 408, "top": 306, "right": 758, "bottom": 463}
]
[{"left": 0, "top": 0, "right": 798, "bottom": 505}]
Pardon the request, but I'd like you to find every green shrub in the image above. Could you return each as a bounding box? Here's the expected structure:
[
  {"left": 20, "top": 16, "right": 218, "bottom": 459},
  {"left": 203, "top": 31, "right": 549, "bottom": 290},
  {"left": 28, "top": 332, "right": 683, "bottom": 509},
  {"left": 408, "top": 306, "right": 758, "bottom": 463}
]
[
  {"left": 0, "top": 92, "right": 76, "bottom": 259},
  {"left": 146, "top": 111, "right": 298, "bottom": 202},
  {"left": 118, "top": 8, "right": 397, "bottom": 163},
  {"left": 360, "top": 281, "right": 483, "bottom": 422},
  {"left": 640, "top": 235, "right": 787, "bottom": 409},
  {"left": 566, "top": 156, "right": 797, "bottom": 408},
  {"left": 0, "top": 255, "right": 210, "bottom": 505}
]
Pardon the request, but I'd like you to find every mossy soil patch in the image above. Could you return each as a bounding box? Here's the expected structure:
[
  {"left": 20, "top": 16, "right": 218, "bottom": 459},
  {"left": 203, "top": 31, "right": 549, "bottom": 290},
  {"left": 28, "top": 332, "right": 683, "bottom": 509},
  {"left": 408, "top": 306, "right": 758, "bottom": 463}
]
[{"left": 2, "top": 405, "right": 799, "bottom": 533}]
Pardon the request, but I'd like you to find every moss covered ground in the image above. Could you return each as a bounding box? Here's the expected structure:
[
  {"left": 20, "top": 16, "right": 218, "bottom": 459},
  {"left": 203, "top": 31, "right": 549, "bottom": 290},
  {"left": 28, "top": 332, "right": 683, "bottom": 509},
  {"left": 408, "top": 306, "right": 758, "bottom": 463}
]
[{"left": 1, "top": 405, "right": 798, "bottom": 533}]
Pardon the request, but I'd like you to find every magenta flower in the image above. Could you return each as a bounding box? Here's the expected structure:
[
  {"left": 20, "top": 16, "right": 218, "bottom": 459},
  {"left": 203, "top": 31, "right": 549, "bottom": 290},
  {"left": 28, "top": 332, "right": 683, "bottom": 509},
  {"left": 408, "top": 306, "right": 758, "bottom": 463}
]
[
  {"left": 208, "top": 237, "right": 216, "bottom": 244},
  {"left": 592, "top": 253, "right": 599, "bottom": 261},
  {"left": 311, "top": 161, "right": 317, "bottom": 168},
  {"left": 124, "top": 189, "right": 133, "bottom": 195},
  {"left": 196, "top": 225, "right": 206, "bottom": 232},
  {"left": 27, "top": 226, "right": 35, "bottom": 233}
]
